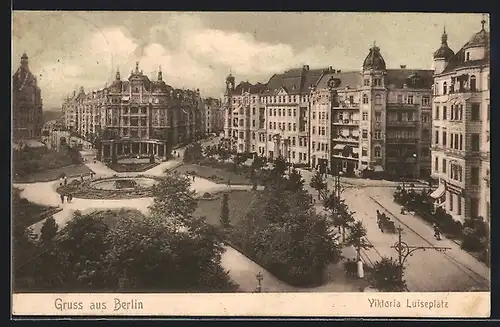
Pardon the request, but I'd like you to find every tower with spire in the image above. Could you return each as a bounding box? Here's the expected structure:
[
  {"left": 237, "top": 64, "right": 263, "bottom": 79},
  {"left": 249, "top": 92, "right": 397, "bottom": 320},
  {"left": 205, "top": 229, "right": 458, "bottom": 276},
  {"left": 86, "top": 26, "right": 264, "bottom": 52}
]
[{"left": 433, "top": 27, "right": 455, "bottom": 75}]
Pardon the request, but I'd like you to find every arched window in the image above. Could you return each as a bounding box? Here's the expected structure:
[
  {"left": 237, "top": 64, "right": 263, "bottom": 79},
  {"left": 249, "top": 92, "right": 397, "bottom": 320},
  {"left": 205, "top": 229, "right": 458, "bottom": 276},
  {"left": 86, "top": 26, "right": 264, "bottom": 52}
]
[
  {"left": 470, "top": 75, "right": 477, "bottom": 92},
  {"left": 374, "top": 147, "right": 381, "bottom": 157},
  {"left": 374, "top": 94, "right": 382, "bottom": 105},
  {"left": 362, "top": 94, "right": 369, "bottom": 104},
  {"left": 443, "top": 82, "right": 448, "bottom": 95}
]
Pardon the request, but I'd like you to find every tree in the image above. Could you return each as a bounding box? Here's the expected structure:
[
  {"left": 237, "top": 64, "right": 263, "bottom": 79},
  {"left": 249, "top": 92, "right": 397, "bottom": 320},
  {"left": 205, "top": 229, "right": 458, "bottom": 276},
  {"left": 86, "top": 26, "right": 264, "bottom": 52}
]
[
  {"left": 149, "top": 172, "right": 198, "bottom": 227},
  {"left": 369, "top": 257, "right": 407, "bottom": 292},
  {"left": 345, "top": 221, "right": 371, "bottom": 258},
  {"left": 323, "top": 191, "right": 354, "bottom": 242},
  {"left": 235, "top": 168, "right": 341, "bottom": 287},
  {"left": 40, "top": 216, "right": 59, "bottom": 244},
  {"left": 309, "top": 171, "right": 326, "bottom": 200},
  {"left": 233, "top": 153, "right": 246, "bottom": 172},
  {"left": 461, "top": 216, "right": 488, "bottom": 252},
  {"left": 220, "top": 193, "right": 230, "bottom": 228},
  {"left": 285, "top": 168, "right": 305, "bottom": 192}
]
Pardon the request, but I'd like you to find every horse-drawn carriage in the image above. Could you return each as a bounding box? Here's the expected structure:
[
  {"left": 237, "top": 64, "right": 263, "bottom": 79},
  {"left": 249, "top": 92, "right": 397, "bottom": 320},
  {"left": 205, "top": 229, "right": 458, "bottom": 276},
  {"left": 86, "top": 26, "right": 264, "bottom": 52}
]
[{"left": 376, "top": 211, "right": 396, "bottom": 233}]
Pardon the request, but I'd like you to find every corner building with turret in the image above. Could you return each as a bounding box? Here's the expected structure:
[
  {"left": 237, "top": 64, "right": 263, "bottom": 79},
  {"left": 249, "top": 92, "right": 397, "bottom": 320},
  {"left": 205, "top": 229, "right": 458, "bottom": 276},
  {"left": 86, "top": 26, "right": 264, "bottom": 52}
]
[
  {"left": 223, "top": 45, "right": 433, "bottom": 179},
  {"left": 430, "top": 20, "right": 490, "bottom": 224},
  {"left": 63, "top": 62, "right": 205, "bottom": 161}
]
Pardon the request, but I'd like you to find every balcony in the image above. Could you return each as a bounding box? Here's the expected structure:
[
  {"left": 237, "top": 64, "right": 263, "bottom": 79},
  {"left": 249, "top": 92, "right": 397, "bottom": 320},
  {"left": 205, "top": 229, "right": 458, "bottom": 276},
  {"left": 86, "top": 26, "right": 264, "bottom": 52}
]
[
  {"left": 387, "top": 103, "right": 419, "bottom": 110},
  {"left": 333, "top": 103, "right": 359, "bottom": 110},
  {"left": 332, "top": 119, "right": 359, "bottom": 126},
  {"left": 386, "top": 120, "right": 418, "bottom": 127},
  {"left": 386, "top": 138, "right": 420, "bottom": 144},
  {"left": 331, "top": 136, "right": 360, "bottom": 143}
]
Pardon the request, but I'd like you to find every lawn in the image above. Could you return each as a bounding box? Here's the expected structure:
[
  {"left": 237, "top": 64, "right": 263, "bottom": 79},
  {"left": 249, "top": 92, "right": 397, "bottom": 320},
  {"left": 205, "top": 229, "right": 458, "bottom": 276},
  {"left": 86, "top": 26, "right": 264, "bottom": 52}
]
[
  {"left": 195, "top": 190, "right": 259, "bottom": 226},
  {"left": 106, "top": 162, "right": 159, "bottom": 172},
  {"left": 173, "top": 164, "right": 252, "bottom": 185},
  {"left": 12, "top": 164, "right": 93, "bottom": 183},
  {"left": 12, "top": 188, "right": 61, "bottom": 227}
]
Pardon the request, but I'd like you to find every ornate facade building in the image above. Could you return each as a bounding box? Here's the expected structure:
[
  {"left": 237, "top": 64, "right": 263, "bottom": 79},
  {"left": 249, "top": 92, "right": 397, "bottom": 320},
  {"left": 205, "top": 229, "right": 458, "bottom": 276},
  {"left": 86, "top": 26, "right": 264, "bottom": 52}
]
[
  {"left": 63, "top": 62, "right": 205, "bottom": 161},
  {"left": 430, "top": 20, "right": 490, "bottom": 223},
  {"left": 12, "top": 53, "right": 44, "bottom": 141},
  {"left": 223, "top": 46, "right": 433, "bottom": 179}
]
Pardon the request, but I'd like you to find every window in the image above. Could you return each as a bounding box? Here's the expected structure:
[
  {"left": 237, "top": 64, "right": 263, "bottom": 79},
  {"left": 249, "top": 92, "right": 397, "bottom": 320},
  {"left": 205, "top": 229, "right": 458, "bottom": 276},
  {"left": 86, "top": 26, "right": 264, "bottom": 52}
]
[
  {"left": 435, "top": 131, "right": 439, "bottom": 145},
  {"left": 459, "top": 134, "right": 463, "bottom": 150},
  {"left": 362, "top": 112, "right": 368, "bottom": 121},
  {"left": 239, "top": 132, "right": 244, "bottom": 139},
  {"left": 269, "top": 122, "right": 272, "bottom": 129},
  {"left": 374, "top": 78, "right": 382, "bottom": 86},
  {"left": 471, "top": 103, "right": 480, "bottom": 121},
  {"left": 362, "top": 94, "right": 369, "bottom": 104},
  {"left": 273, "top": 122, "right": 276, "bottom": 129},
  {"left": 312, "top": 126, "right": 316, "bottom": 135},
  {"left": 375, "top": 130, "right": 381, "bottom": 139},
  {"left": 397, "top": 95, "right": 403, "bottom": 103},
  {"left": 293, "top": 109, "right": 297, "bottom": 117},
  {"left": 442, "top": 131, "right": 447, "bottom": 147},
  {"left": 293, "top": 123, "right": 296, "bottom": 131},
  {"left": 362, "top": 129, "right": 368, "bottom": 138},
  {"left": 312, "top": 112, "right": 316, "bottom": 119},
  {"left": 471, "top": 134, "right": 480, "bottom": 151},
  {"left": 442, "top": 158, "right": 447, "bottom": 173},
  {"left": 407, "top": 95, "right": 414, "bottom": 104},
  {"left": 470, "top": 75, "right": 476, "bottom": 91},
  {"left": 435, "top": 106, "right": 440, "bottom": 119},
  {"left": 442, "top": 106, "right": 447, "bottom": 120},
  {"left": 273, "top": 108, "right": 276, "bottom": 116},
  {"left": 471, "top": 167, "right": 480, "bottom": 186},
  {"left": 288, "top": 123, "right": 292, "bottom": 131},
  {"left": 292, "top": 137, "right": 296, "bottom": 146},
  {"left": 292, "top": 151, "right": 295, "bottom": 159},
  {"left": 362, "top": 148, "right": 368, "bottom": 156},
  {"left": 422, "top": 96, "right": 430, "bottom": 106},
  {"left": 252, "top": 119, "right": 256, "bottom": 127},
  {"left": 278, "top": 109, "right": 282, "bottom": 117},
  {"left": 349, "top": 96, "right": 354, "bottom": 103},
  {"left": 288, "top": 109, "right": 292, "bottom": 116},
  {"left": 364, "top": 79, "right": 370, "bottom": 86},
  {"left": 252, "top": 132, "right": 256, "bottom": 140},
  {"left": 375, "top": 94, "right": 382, "bottom": 105},
  {"left": 252, "top": 108, "right": 256, "bottom": 115},
  {"left": 434, "top": 157, "right": 439, "bottom": 171},
  {"left": 312, "top": 141, "right": 315, "bottom": 150},
  {"left": 374, "top": 147, "right": 381, "bottom": 157},
  {"left": 466, "top": 52, "right": 470, "bottom": 61},
  {"left": 443, "top": 82, "right": 447, "bottom": 95}
]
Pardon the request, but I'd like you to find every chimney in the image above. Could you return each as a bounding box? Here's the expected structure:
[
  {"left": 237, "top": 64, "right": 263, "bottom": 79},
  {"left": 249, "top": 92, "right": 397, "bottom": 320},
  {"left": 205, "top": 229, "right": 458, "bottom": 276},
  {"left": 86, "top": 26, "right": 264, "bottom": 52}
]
[{"left": 400, "top": 65, "right": 407, "bottom": 69}]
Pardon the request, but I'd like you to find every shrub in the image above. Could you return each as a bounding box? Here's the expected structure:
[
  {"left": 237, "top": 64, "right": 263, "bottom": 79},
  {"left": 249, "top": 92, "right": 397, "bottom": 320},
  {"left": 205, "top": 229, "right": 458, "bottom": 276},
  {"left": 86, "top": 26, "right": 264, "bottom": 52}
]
[{"left": 202, "top": 192, "right": 212, "bottom": 198}]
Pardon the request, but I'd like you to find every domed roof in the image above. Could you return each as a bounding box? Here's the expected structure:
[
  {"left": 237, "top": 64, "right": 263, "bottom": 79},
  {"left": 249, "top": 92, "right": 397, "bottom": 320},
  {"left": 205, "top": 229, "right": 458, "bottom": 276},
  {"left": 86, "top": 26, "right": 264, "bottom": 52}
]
[
  {"left": 464, "top": 26, "right": 489, "bottom": 49},
  {"left": 433, "top": 28, "right": 455, "bottom": 60},
  {"left": 362, "top": 44, "right": 386, "bottom": 71}
]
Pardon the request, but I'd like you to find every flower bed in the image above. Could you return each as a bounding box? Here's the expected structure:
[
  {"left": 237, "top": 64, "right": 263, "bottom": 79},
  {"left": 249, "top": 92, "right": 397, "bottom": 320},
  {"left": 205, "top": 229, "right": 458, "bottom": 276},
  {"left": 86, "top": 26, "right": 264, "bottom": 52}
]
[
  {"left": 56, "top": 175, "right": 162, "bottom": 199},
  {"left": 106, "top": 162, "right": 159, "bottom": 172}
]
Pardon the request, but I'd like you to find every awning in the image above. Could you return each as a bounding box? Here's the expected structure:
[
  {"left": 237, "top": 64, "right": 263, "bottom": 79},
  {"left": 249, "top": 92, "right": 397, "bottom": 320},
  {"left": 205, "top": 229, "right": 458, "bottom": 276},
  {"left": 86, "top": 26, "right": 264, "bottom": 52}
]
[
  {"left": 374, "top": 165, "right": 384, "bottom": 172},
  {"left": 333, "top": 144, "right": 346, "bottom": 150},
  {"left": 430, "top": 183, "right": 446, "bottom": 199},
  {"left": 352, "top": 148, "right": 359, "bottom": 154}
]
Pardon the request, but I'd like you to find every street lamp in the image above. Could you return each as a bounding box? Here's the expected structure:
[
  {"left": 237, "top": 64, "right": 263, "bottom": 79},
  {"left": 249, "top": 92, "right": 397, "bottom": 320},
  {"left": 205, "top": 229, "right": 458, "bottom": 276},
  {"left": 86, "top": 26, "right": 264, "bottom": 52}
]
[
  {"left": 255, "top": 271, "right": 264, "bottom": 293},
  {"left": 391, "top": 226, "right": 451, "bottom": 288}
]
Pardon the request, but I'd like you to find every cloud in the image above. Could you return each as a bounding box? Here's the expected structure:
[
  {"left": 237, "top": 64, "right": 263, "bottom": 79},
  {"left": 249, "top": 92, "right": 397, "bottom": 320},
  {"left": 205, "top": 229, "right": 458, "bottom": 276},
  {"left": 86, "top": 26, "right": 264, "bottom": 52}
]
[{"left": 17, "top": 13, "right": 413, "bottom": 108}]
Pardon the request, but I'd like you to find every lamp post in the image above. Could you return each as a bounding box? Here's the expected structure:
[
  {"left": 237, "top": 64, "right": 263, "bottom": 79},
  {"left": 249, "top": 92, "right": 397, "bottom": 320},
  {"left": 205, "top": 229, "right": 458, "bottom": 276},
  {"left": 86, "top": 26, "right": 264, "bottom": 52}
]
[
  {"left": 255, "top": 271, "right": 264, "bottom": 293},
  {"left": 391, "top": 226, "right": 451, "bottom": 288}
]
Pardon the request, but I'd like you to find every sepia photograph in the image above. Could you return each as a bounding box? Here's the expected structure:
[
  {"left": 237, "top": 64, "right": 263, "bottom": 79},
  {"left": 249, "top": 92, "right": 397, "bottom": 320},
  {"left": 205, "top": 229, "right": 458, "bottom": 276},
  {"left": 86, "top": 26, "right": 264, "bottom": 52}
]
[{"left": 11, "top": 11, "right": 490, "bottom": 317}]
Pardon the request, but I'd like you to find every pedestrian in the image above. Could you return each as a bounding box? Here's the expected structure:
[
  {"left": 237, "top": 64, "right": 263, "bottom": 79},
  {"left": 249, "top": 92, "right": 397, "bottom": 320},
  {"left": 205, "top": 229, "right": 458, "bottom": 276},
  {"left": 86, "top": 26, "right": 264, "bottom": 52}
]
[
  {"left": 64, "top": 176, "right": 68, "bottom": 186},
  {"left": 67, "top": 194, "right": 73, "bottom": 202},
  {"left": 80, "top": 175, "right": 84, "bottom": 183},
  {"left": 192, "top": 175, "right": 195, "bottom": 182},
  {"left": 227, "top": 179, "right": 231, "bottom": 187},
  {"left": 60, "top": 193, "right": 65, "bottom": 204}
]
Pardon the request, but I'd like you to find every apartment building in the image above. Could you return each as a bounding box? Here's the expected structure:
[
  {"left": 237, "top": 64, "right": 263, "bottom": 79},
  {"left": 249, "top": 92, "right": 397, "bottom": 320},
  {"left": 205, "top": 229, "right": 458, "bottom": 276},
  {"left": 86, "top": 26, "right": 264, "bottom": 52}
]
[
  {"left": 204, "top": 97, "right": 225, "bottom": 134},
  {"left": 223, "top": 45, "right": 433, "bottom": 178},
  {"left": 63, "top": 62, "right": 205, "bottom": 161},
  {"left": 430, "top": 20, "right": 490, "bottom": 223}
]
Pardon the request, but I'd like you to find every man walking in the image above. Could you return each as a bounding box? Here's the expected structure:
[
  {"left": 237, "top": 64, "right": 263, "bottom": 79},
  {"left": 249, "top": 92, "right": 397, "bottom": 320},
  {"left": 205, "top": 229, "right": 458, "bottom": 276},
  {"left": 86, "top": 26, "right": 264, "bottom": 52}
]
[{"left": 60, "top": 193, "right": 65, "bottom": 204}]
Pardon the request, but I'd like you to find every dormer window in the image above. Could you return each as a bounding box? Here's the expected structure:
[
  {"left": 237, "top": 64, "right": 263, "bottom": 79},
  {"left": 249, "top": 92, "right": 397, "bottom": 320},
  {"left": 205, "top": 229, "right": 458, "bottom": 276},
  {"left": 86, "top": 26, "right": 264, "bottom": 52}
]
[{"left": 466, "top": 52, "right": 470, "bottom": 61}]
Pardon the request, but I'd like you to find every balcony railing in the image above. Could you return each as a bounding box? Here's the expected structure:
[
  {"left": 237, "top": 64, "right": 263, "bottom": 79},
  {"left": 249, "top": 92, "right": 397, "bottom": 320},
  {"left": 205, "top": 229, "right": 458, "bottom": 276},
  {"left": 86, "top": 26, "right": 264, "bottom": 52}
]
[
  {"left": 333, "top": 103, "right": 359, "bottom": 109},
  {"left": 331, "top": 136, "right": 360, "bottom": 143},
  {"left": 387, "top": 103, "right": 419, "bottom": 109},
  {"left": 386, "top": 138, "right": 420, "bottom": 144},
  {"left": 331, "top": 152, "right": 359, "bottom": 160},
  {"left": 386, "top": 120, "right": 418, "bottom": 127},
  {"left": 332, "top": 119, "right": 359, "bottom": 126}
]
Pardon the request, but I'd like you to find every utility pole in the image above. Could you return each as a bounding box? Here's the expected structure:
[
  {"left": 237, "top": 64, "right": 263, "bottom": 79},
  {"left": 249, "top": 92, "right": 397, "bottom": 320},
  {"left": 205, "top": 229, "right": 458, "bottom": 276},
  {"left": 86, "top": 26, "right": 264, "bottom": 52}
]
[{"left": 392, "top": 226, "right": 451, "bottom": 287}]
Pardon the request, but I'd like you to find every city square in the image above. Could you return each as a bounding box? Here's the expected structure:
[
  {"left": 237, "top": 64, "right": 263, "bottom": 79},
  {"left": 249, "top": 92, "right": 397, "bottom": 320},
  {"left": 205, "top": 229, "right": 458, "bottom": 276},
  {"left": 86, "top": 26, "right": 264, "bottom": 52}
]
[{"left": 12, "top": 12, "right": 490, "bottom": 295}]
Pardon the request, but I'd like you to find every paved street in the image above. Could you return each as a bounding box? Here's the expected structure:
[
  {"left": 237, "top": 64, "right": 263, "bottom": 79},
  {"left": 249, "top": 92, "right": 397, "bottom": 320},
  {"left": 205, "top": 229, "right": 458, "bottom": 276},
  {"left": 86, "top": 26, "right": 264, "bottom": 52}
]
[{"left": 298, "top": 169, "right": 490, "bottom": 292}]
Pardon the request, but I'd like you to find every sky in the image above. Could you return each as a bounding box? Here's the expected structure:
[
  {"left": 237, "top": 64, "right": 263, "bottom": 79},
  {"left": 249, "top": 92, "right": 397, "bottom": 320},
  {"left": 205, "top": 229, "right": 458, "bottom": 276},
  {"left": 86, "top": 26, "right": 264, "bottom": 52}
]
[{"left": 12, "top": 12, "right": 488, "bottom": 110}]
